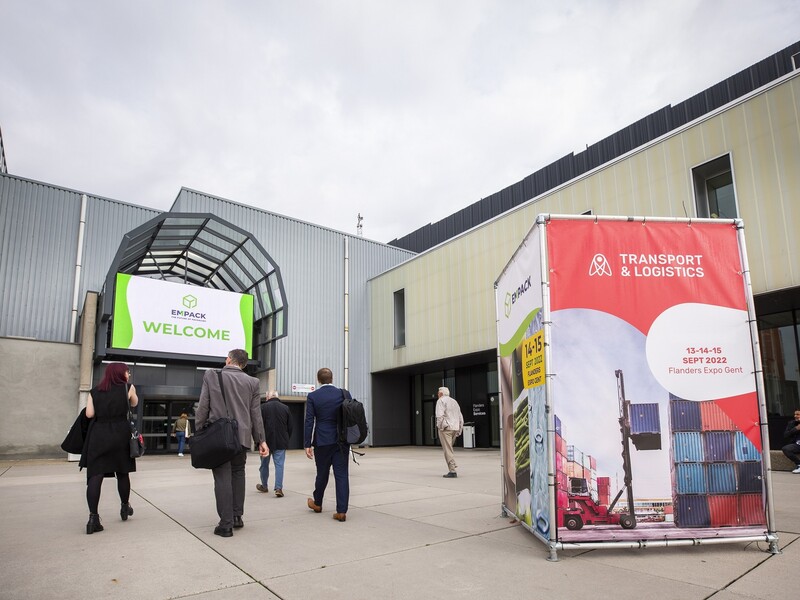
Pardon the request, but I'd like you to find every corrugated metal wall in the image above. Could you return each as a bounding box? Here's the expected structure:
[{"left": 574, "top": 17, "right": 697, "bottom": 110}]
[
  {"left": 80, "top": 196, "right": 162, "bottom": 309},
  {"left": 0, "top": 173, "right": 163, "bottom": 342},
  {"left": 0, "top": 174, "right": 412, "bottom": 406},
  {"left": 0, "top": 175, "right": 81, "bottom": 340},
  {"left": 348, "top": 238, "right": 414, "bottom": 414},
  {"left": 172, "top": 189, "right": 413, "bottom": 404}
]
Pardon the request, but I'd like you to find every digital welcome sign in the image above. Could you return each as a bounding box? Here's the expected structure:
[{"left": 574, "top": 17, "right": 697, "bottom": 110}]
[{"left": 111, "top": 273, "right": 254, "bottom": 358}]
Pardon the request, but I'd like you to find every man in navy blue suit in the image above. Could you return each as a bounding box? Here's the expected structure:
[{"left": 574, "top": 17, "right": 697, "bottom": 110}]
[{"left": 304, "top": 367, "right": 350, "bottom": 521}]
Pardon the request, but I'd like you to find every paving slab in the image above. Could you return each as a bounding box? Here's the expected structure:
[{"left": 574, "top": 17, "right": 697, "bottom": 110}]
[{"left": 0, "top": 447, "right": 795, "bottom": 600}]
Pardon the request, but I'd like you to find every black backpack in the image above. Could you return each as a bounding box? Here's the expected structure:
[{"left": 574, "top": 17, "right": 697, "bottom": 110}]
[{"left": 339, "top": 389, "right": 369, "bottom": 446}]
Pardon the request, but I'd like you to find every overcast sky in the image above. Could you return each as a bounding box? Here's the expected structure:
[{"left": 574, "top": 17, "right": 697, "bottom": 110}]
[{"left": 2, "top": 1, "right": 798, "bottom": 244}]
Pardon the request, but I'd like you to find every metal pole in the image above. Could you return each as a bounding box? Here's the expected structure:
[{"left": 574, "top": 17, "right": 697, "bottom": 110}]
[
  {"left": 343, "top": 236, "right": 350, "bottom": 390},
  {"left": 539, "top": 216, "right": 559, "bottom": 562},
  {"left": 735, "top": 220, "right": 780, "bottom": 554},
  {"left": 69, "top": 194, "right": 87, "bottom": 342}
]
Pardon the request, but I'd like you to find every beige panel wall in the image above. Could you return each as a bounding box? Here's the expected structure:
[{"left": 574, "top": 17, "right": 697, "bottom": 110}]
[
  {"left": 0, "top": 337, "right": 80, "bottom": 456},
  {"left": 372, "top": 74, "right": 800, "bottom": 372}
]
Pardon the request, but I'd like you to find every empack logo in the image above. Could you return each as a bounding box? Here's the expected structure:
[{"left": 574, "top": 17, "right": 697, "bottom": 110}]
[
  {"left": 504, "top": 276, "right": 531, "bottom": 317},
  {"left": 588, "top": 254, "right": 613, "bottom": 277},
  {"left": 171, "top": 295, "right": 206, "bottom": 321}
]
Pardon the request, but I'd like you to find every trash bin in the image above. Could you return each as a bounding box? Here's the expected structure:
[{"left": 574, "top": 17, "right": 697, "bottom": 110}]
[{"left": 462, "top": 424, "right": 475, "bottom": 449}]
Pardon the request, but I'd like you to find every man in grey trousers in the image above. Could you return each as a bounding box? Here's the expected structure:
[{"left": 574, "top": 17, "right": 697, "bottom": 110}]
[{"left": 196, "top": 349, "right": 269, "bottom": 537}]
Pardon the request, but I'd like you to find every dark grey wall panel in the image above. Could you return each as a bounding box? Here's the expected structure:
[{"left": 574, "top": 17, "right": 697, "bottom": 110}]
[{"left": 0, "top": 175, "right": 80, "bottom": 341}]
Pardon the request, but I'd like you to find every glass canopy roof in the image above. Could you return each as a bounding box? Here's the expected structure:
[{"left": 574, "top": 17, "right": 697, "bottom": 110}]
[{"left": 102, "top": 213, "right": 287, "bottom": 343}]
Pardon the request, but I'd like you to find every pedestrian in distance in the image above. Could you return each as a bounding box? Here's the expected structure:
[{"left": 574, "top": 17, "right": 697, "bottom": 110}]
[
  {"left": 436, "top": 386, "right": 464, "bottom": 478},
  {"left": 82, "top": 362, "right": 139, "bottom": 534},
  {"left": 172, "top": 411, "right": 191, "bottom": 457},
  {"left": 257, "top": 390, "right": 292, "bottom": 497},
  {"left": 782, "top": 409, "right": 800, "bottom": 474},
  {"left": 304, "top": 368, "right": 350, "bottom": 522},
  {"left": 196, "top": 349, "right": 269, "bottom": 538}
]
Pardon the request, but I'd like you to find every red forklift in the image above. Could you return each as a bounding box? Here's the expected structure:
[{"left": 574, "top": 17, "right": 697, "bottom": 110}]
[{"left": 558, "top": 370, "right": 659, "bottom": 531}]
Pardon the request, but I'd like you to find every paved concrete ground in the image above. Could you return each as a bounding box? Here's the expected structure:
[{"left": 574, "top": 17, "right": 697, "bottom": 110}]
[{"left": 0, "top": 447, "right": 797, "bottom": 600}]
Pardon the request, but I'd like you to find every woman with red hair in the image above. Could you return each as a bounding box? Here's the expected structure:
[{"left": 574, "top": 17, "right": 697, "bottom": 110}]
[{"left": 82, "top": 362, "right": 139, "bottom": 534}]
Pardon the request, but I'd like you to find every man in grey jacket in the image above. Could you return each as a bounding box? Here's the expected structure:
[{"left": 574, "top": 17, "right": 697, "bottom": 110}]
[{"left": 196, "top": 349, "right": 268, "bottom": 537}]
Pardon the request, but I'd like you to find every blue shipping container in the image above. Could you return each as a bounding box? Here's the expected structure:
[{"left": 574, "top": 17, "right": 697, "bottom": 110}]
[
  {"left": 670, "top": 401, "right": 701, "bottom": 431},
  {"left": 630, "top": 403, "right": 660, "bottom": 434},
  {"left": 554, "top": 414, "right": 562, "bottom": 437},
  {"left": 706, "top": 463, "right": 737, "bottom": 494},
  {"left": 734, "top": 431, "right": 761, "bottom": 462},
  {"left": 737, "top": 462, "right": 763, "bottom": 493},
  {"left": 704, "top": 431, "right": 734, "bottom": 462},
  {"left": 675, "top": 463, "right": 706, "bottom": 494},
  {"left": 672, "top": 432, "right": 704, "bottom": 462},
  {"left": 675, "top": 494, "right": 710, "bottom": 528}
]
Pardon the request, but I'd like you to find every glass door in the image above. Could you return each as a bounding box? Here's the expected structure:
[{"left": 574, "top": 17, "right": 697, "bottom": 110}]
[
  {"left": 142, "top": 399, "right": 198, "bottom": 454},
  {"left": 423, "top": 399, "right": 439, "bottom": 446},
  {"left": 142, "top": 401, "right": 169, "bottom": 453}
]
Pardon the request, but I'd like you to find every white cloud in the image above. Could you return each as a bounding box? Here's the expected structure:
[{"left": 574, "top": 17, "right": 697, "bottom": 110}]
[{"left": 1, "top": 0, "right": 798, "bottom": 243}]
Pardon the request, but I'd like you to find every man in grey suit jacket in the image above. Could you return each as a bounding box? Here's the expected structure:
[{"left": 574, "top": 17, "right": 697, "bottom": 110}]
[{"left": 197, "top": 349, "right": 268, "bottom": 537}]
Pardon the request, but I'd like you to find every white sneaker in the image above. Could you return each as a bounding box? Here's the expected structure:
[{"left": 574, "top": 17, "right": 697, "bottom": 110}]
[
  {"left": 178, "top": 453, "right": 184, "bottom": 457},
  {"left": 792, "top": 466, "right": 800, "bottom": 474}
]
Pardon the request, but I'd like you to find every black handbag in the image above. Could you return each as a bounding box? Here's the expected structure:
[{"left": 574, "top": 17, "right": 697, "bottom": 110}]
[
  {"left": 190, "top": 370, "right": 241, "bottom": 469},
  {"left": 128, "top": 386, "right": 145, "bottom": 458},
  {"left": 61, "top": 408, "right": 90, "bottom": 454}
]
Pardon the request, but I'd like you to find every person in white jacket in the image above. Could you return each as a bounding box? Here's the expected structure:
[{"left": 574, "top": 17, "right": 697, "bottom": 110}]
[{"left": 435, "top": 387, "right": 464, "bottom": 478}]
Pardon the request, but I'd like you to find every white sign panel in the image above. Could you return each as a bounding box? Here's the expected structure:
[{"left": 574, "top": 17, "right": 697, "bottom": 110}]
[
  {"left": 112, "top": 273, "right": 254, "bottom": 357},
  {"left": 291, "top": 383, "right": 316, "bottom": 394}
]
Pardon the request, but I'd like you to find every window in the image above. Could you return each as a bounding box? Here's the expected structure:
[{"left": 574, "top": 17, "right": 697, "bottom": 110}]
[
  {"left": 693, "top": 155, "right": 737, "bottom": 218},
  {"left": 393, "top": 289, "right": 405, "bottom": 348},
  {"left": 758, "top": 310, "right": 800, "bottom": 417}
]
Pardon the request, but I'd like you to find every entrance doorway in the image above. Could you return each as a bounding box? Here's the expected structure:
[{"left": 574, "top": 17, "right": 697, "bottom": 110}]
[
  {"left": 411, "top": 360, "right": 500, "bottom": 448},
  {"left": 422, "top": 398, "right": 438, "bottom": 446},
  {"left": 142, "top": 398, "right": 198, "bottom": 454}
]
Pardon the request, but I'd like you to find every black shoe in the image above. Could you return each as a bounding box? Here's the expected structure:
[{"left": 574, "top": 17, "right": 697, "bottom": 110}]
[
  {"left": 443, "top": 472, "right": 458, "bottom": 478},
  {"left": 120, "top": 503, "right": 134, "bottom": 521},
  {"left": 233, "top": 515, "right": 244, "bottom": 529},
  {"left": 214, "top": 526, "right": 233, "bottom": 537},
  {"left": 86, "top": 514, "right": 104, "bottom": 534}
]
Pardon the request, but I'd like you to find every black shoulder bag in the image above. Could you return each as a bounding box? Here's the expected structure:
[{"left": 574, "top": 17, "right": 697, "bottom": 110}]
[
  {"left": 190, "top": 370, "right": 241, "bottom": 469},
  {"left": 128, "top": 384, "right": 145, "bottom": 458}
]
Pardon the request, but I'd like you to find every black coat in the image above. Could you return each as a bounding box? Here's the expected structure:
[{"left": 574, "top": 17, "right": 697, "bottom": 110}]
[
  {"left": 783, "top": 419, "right": 800, "bottom": 444},
  {"left": 61, "top": 408, "right": 92, "bottom": 455},
  {"left": 260, "top": 398, "right": 292, "bottom": 450}
]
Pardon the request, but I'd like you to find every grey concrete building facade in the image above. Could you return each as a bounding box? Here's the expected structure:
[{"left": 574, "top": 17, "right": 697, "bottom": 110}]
[{"left": 0, "top": 177, "right": 413, "bottom": 455}]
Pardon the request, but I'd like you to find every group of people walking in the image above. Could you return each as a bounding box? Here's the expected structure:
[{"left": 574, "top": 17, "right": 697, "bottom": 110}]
[{"left": 79, "top": 352, "right": 372, "bottom": 536}]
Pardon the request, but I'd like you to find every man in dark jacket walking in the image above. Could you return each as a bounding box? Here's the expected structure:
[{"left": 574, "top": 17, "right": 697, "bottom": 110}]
[
  {"left": 782, "top": 409, "right": 800, "bottom": 474},
  {"left": 257, "top": 390, "right": 292, "bottom": 497},
  {"left": 304, "top": 367, "right": 350, "bottom": 522}
]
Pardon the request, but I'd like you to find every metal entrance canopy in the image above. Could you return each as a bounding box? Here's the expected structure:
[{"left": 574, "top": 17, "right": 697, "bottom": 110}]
[{"left": 97, "top": 212, "right": 287, "bottom": 367}]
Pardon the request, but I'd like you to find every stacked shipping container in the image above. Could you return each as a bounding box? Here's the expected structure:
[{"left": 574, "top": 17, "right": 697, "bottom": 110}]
[
  {"left": 554, "top": 415, "right": 568, "bottom": 510},
  {"left": 554, "top": 415, "right": 599, "bottom": 507},
  {"left": 669, "top": 395, "right": 766, "bottom": 528}
]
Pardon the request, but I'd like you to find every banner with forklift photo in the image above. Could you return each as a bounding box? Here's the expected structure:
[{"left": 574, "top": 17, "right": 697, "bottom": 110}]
[{"left": 496, "top": 215, "right": 775, "bottom": 551}]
